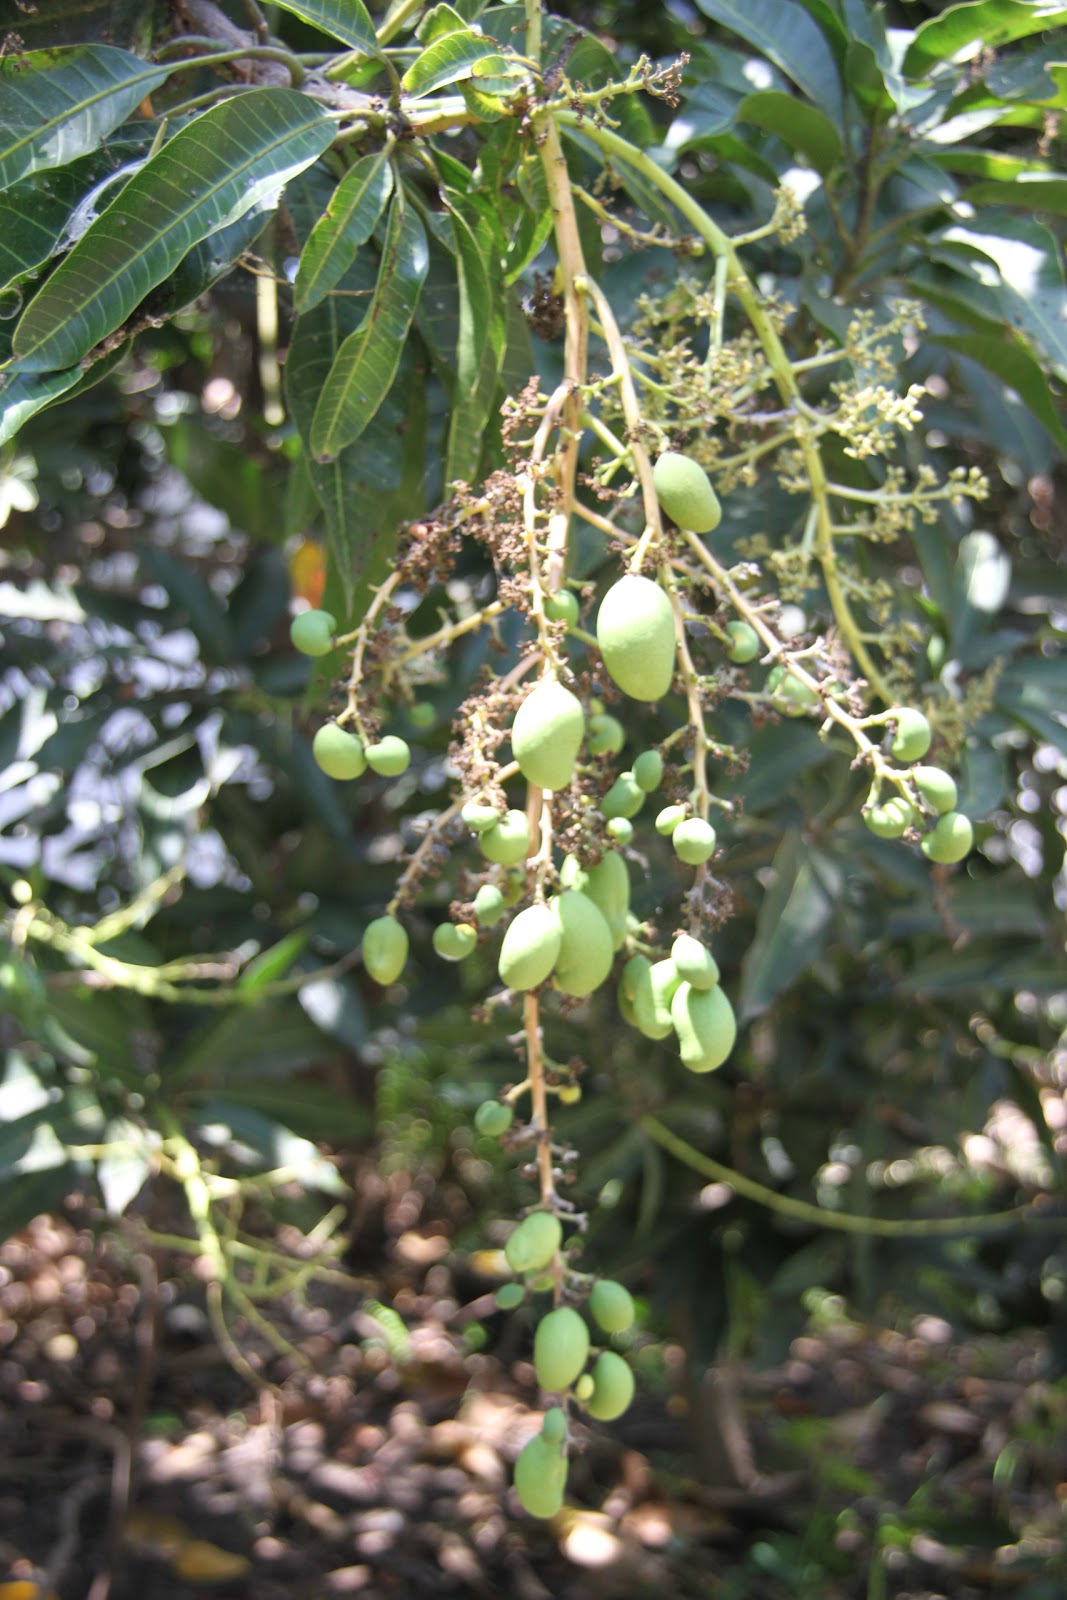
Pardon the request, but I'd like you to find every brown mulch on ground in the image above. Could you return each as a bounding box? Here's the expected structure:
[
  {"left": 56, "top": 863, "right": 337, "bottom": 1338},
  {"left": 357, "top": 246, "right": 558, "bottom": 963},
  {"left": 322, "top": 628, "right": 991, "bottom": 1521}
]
[{"left": 1, "top": 1197, "right": 1064, "bottom": 1600}]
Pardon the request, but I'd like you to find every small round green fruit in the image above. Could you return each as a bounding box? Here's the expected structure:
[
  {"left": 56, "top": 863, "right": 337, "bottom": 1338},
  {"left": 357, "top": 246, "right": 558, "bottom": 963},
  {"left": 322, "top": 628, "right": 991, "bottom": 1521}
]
[
  {"left": 433, "top": 922, "right": 477, "bottom": 962},
  {"left": 365, "top": 735, "right": 411, "bottom": 776},
  {"left": 513, "top": 1432, "right": 567, "bottom": 1519},
  {"left": 498, "top": 902, "right": 561, "bottom": 990},
  {"left": 362, "top": 915, "right": 408, "bottom": 986},
  {"left": 589, "top": 1279, "right": 635, "bottom": 1335},
  {"left": 671, "top": 981, "right": 737, "bottom": 1073},
  {"left": 865, "top": 797, "right": 917, "bottom": 839},
  {"left": 541, "top": 1407, "right": 568, "bottom": 1444},
  {"left": 408, "top": 701, "right": 435, "bottom": 730},
  {"left": 633, "top": 750, "right": 664, "bottom": 793},
  {"left": 587, "top": 713, "right": 626, "bottom": 757},
  {"left": 313, "top": 723, "right": 366, "bottom": 780},
  {"left": 583, "top": 1350, "right": 635, "bottom": 1421},
  {"left": 672, "top": 818, "right": 717, "bottom": 866},
  {"left": 480, "top": 810, "right": 530, "bottom": 866},
  {"left": 914, "top": 765, "right": 957, "bottom": 814},
  {"left": 725, "top": 621, "right": 760, "bottom": 664},
  {"left": 534, "top": 1306, "right": 590, "bottom": 1392},
  {"left": 544, "top": 590, "right": 580, "bottom": 626},
  {"left": 551, "top": 890, "right": 614, "bottom": 999},
  {"left": 475, "top": 1100, "right": 514, "bottom": 1137},
  {"left": 655, "top": 804, "right": 686, "bottom": 837},
  {"left": 495, "top": 1282, "right": 526, "bottom": 1310},
  {"left": 473, "top": 883, "right": 506, "bottom": 926},
  {"left": 602, "top": 772, "right": 646, "bottom": 821},
  {"left": 671, "top": 933, "right": 719, "bottom": 991},
  {"left": 290, "top": 608, "right": 336, "bottom": 657},
  {"left": 921, "top": 811, "right": 974, "bottom": 865},
  {"left": 505, "top": 1211, "right": 562, "bottom": 1274},
  {"left": 890, "top": 707, "right": 932, "bottom": 762},
  {"left": 606, "top": 817, "right": 633, "bottom": 845},
  {"left": 462, "top": 800, "right": 503, "bottom": 834}
]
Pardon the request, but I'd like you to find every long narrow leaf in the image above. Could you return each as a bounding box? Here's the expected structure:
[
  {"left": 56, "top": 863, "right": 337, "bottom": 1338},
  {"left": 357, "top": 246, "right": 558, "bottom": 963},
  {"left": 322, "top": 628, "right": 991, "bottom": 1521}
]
[
  {"left": 401, "top": 30, "right": 507, "bottom": 97},
  {"left": 0, "top": 45, "right": 170, "bottom": 190},
  {"left": 11, "top": 89, "right": 334, "bottom": 374},
  {"left": 309, "top": 191, "right": 428, "bottom": 460},
  {"left": 294, "top": 149, "right": 394, "bottom": 312},
  {"left": 903, "top": 1, "right": 1067, "bottom": 79},
  {"left": 269, "top": 0, "right": 378, "bottom": 52},
  {"left": 693, "top": 0, "right": 844, "bottom": 124},
  {"left": 444, "top": 189, "right": 506, "bottom": 486}
]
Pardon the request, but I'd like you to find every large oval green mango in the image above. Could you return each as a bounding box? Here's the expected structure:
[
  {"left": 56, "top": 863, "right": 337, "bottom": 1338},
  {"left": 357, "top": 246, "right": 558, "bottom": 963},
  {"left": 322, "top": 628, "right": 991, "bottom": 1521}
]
[
  {"left": 551, "top": 890, "right": 614, "bottom": 998},
  {"left": 498, "top": 902, "right": 561, "bottom": 990},
  {"left": 512, "top": 679, "right": 585, "bottom": 792},
  {"left": 671, "top": 981, "right": 737, "bottom": 1073},
  {"left": 652, "top": 451, "right": 722, "bottom": 534},
  {"left": 534, "top": 1306, "right": 590, "bottom": 1392},
  {"left": 630, "top": 958, "right": 676, "bottom": 1040},
  {"left": 513, "top": 1432, "right": 567, "bottom": 1519},
  {"left": 596, "top": 575, "right": 676, "bottom": 702},
  {"left": 362, "top": 916, "right": 408, "bottom": 986},
  {"left": 584, "top": 851, "right": 630, "bottom": 950}
]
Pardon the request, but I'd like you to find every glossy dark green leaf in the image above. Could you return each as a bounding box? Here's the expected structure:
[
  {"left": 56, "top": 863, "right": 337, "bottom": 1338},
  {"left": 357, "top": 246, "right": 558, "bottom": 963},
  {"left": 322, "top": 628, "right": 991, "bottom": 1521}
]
[
  {"left": 932, "top": 331, "right": 1067, "bottom": 452},
  {"left": 0, "top": 45, "right": 170, "bottom": 190},
  {"left": 903, "top": 1, "right": 1067, "bottom": 80},
  {"left": 739, "top": 831, "right": 843, "bottom": 1019},
  {"left": 736, "top": 89, "right": 843, "bottom": 174},
  {"left": 401, "top": 29, "right": 507, "bottom": 97},
  {"left": 11, "top": 89, "right": 335, "bottom": 374},
  {"left": 309, "top": 190, "right": 428, "bottom": 460},
  {"left": 694, "top": 0, "right": 844, "bottom": 124},
  {"left": 963, "top": 175, "right": 1067, "bottom": 215},
  {"left": 0, "top": 339, "right": 129, "bottom": 448},
  {"left": 270, "top": 0, "right": 379, "bottom": 52},
  {"left": 294, "top": 149, "right": 394, "bottom": 313},
  {"left": 10, "top": 0, "right": 148, "bottom": 48},
  {"left": 924, "top": 219, "right": 1067, "bottom": 379}
]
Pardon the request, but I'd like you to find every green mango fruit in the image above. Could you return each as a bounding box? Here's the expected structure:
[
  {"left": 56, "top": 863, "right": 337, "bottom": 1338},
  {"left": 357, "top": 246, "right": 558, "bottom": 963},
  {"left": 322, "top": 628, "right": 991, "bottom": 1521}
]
[
  {"left": 462, "top": 800, "right": 503, "bottom": 834},
  {"left": 672, "top": 818, "right": 717, "bottom": 865},
  {"left": 865, "top": 797, "right": 917, "bottom": 838},
  {"left": 480, "top": 809, "right": 531, "bottom": 866},
  {"left": 433, "top": 922, "right": 477, "bottom": 961},
  {"left": 633, "top": 750, "right": 664, "bottom": 792},
  {"left": 652, "top": 450, "right": 722, "bottom": 534},
  {"left": 725, "top": 620, "right": 760, "bottom": 663},
  {"left": 312, "top": 723, "right": 366, "bottom": 779},
  {"left": 584, "top": 1350, "right": 635, "bottom": 1421},
  {"left": 551, "top": 890, "right": 615, "bottom": 998},
  {"left": 671, "top": 981, "right": 737, "bottom": 1073},
  {"left": 671, "top": 933, "right": 719, "bottom": 990},
  {"left": 890, "top": 707, "right": 932, "bottom": 762},
  {"left": 596, "top": 574, "right": 677, "bottom": 702},
  {"left": 362, "top": 916, "right": 408, "bottom": 986},
  {"left": 534, "top": 1306, "right": 590, "bottom": 1392},
  {"left": 631, "top": 957, "right": 678, "bottom": 1040},
  {"left": 607, "top": 817, "right": 633, "bottom": 844},
  {"left": 408, "top": 701, "right": 435, "bottom": 730},
  {"left": 584, "top": 851, "right": 630, "bottom": 950},
  {"left": 512, "top": 679, "right": 585, "bottom": 792},
  {"left": 921, "top": 811, "right": 974, "bottom": 864},
  {"left": 290, "top": 608, "right": 336, "bottom": 656},
  {"left": 544, "top": 590, "right": 580, "bottom": 625},
  {"left": 655, "top": 804, "right": 686, "bottom": 837},
  {"left": 495, "top": 1282, "right": 526, "bottom": 1309},
  {"left": 365, "top": 735, "right": 411, "bottom": 776},
  {"left": 498, "top": 902, "right": 561, "bottom": 990},
  {"left": 474, "top": 1100, "right": 513, "bottom": 1136},
  {"left": 541, "top": 1406, "right": 568, "bottom": 1444},
  {"left": 767, "top": 664, "right": 819, "bottom": 715},
  {"left": 513, "top": 1432, "right": 567, "bottom": 1519},
  {"left": 602, "top": 772, "right": 646, "bottom": 821},
  {"left": 914, "top": 765, "right": 957, "bottom": 814},
  {"left": 587, "top": 712, "right": 626, "bottom": 757},
  {"left": 504, "top": 1210, "right": 563, "bottom": 1273},
  {"left": 473, "top": 883, "right": 506, "bottom": 926},
  {"left": 589, "top": 1279, "right": 635, "bottom": 1335}
]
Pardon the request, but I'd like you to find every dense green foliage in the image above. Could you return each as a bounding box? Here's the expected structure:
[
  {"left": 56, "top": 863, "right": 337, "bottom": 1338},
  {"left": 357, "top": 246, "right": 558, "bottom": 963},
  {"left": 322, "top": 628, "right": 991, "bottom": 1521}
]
[{"left": 1, "top": 0, "right": 1066, "bottom": 1539}]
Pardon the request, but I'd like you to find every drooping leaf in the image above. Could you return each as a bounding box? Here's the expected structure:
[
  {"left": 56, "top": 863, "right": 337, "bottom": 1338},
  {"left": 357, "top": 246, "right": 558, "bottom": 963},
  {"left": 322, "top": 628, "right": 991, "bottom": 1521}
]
[
  {"left": 401, "top": 29, "right": 508, "bottom": 97},
  {"left": 11, "top": 89, "right": 335, "bottom": 374},
  {"left": 269, "top": 0, "right": 379, "bottom": 52},
  {"left": 0, "top": 45, "right": 170, "bottom": 190},
  {"left": 309, "top": 189, "right": 429, "bottom": 460},
  {"left": 923, "top": 218, "right": 1067, "bottom": 380},
  {"left": 693, "top": 0, "right": 845, "bottom": 125},
  {"left": 931, "top": 331, "right": 1067, "bottom": 453},
  {"left": 0, "top": 340, "right": 129, "bottom": 448},
  {"left": 962, "top": 174, "right": 1067, "bottom": 215},
  {"left": 903, "top": 1, "right": 1067, "bottom": 80},
  {"left": 294, "top": 149, "right": 394, "bottom": 312},
  {"left": 739, "top": 831, "right": 843, "bottom": 1018},
  {"left": 443, "top": 187, "right": 506, "bottom": 486},
  {"left": 736, "top": 89, "right": 843, "bottom": 174}
]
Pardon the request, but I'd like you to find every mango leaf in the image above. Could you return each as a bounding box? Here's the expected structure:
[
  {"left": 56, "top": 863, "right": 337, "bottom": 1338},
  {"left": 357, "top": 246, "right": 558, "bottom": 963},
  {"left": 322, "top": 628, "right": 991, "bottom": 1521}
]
[
  {"left": 269, "top": 0, "right": 378, "bottom": 52},
  {"left": 294, "top": 149, "right": 394, "bottom": 313},
  {"left": 10, "top": 89, "right": 335, "bottom": 374},
  {"left": 903, "top": 1, "right": 1067, "bottom": 79},
  {"left": 931, "top": 331, "right": 1067, "bottom": 453},
  {"left": 738, "top": 831, "right": 843, "bottom": 1019},
  {"left": 401, "top": 29, "right": 506, "bottom": 97},
  {"left": 736, "top": 89, "right": 843, "bottom": 174},
  {"left": 418, "top": 4, "right": 470, "bottom": 42},
  {"left": 443, "top": 187, "right": 506, "bottom": 486},
  {"left": 0, "top": 340, "right": 129, "bottom": 448},
  {"left": 925, "top": 219, "right": 1067, "bottom": 380},
  {"left": 97, "top": 1117, "right": 152, "bottom": 1216},
  {"left": 996, "top": 656, "right": 1067, "bottom": 756},
  {"left": 694, "top": 0, "right": 845, "bottom": 125},
  {"left": 309, "top": 189, "right": 429, "bottom": 460},
  {"left": 0, "top": 45, "right": 170, "bottom": 190},
  {"left": 962, "top": 175, "right": 1067, "bottom": 215}
]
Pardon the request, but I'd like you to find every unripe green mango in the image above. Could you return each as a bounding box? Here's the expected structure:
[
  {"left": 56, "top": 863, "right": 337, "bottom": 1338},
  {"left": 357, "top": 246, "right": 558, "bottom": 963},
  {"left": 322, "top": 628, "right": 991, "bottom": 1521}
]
[
  {"left": 462, "top": 800, "right": 503, "bottom": 834},
  {"left": 671, "top": 981, "right": 737, "bottom": 1073},
  {"left": 914, "top": 765, "right": 957, "bottom": 814},
  {"left": 596, "top": 575, "right": 677, "bottom": 702},
  {"left": 584, "top": 1350, "right": 635, "bottom": 1421},
  {"left": 602, "top": 772, "right": 646, "bottom": 821},
  {"left": 362, "top": 915, "right": 408, "bottom": 986},
  {"left": 513, "top": 1432, "right": 567, "bottom": 1519},
  {"left": 498, "top": 902, "right": 561, "bottom": 990},
  {"left": 480, "top": 809, "right": 530, "bottom": 866},
  {"left": 618, "top": 953, "right": 649, "bottom": 1027},
  {"left": 544, "top": 590, "right": 580, "bottom": 626},
  {"left": 652, "top": 451, "right": 722, "bottom": 534},
  {"left": 921, "top": 811, "right": 973, "bottom": 864},
  {"left": 584, "top": 851, "right": 630, "bottom": 950},
  {"left": 673, "top": 818, "right": 717, "bottom": 865},
  {"left": 631, "top": 958, "right": 678, "bottom": 1040},
  {"left": 505, "top": 1210, "right": 562, "bottom": 1273},
  {"left": 474, "top": 1100, "right": 513, "bottom": 1137},
  {"left": 365, "top": 735, "right": 411, "bottom": 776},
  {"left": 767, "top": 664, "right": 819, "bottom": 715},
  {"left": 433, "top": 921, "right": 477, "bottom": 961},
  {"left": 633, "top": 750, "right": 664, "bottom": 792},
  {"left": 574, "top": 1373, "right": 595, "bottom": 1403},
  {"left": 408, "top": 701, "right": 435, "bottom": 730},
  {"left": 473, "top": 883, "right": 506, "bottom": 926},
  {"left": 541, "top": 1406, "right": 568, "bottom": 1444},
  {"left": 512, "top": 679, "right": 585, "bottom": 792},
  {"left": 313, "top": 723, "right": 366, "bottom": 779},
  {"left": 655, "top": 804, "right": 686, "bottom": 837},
  {"left": 890, "top": 706, "right": 932, "bottom": 762},
  {"left": 725, "top": 620, "right": 760, "bottom": 664},
  {"left": 551, "top": 890, "right": 614, "bottom": 998},
  {"left": 671, "top": 933, "right": 719, "bottom": 990},
  {"left": 607, "top": 817, "right": 633, "bottom": 844},
  {"left": 589, "top": 1279, "right": 635, "bottom": 1335},
  {"left": 534, "top": 1306, "right": 590, "bottom": 1392},
  {"left": 587, "top": 713, "right": 626, "bottom": 757},
  {"left": 496, "top": 1282, "right": 526, "bottom": 1310},
  {"left": 290, "top": 608, "right": 336, "bottom": 657},
  {"left": 864, "top": 797, "right": 916, "bottom": 839}
]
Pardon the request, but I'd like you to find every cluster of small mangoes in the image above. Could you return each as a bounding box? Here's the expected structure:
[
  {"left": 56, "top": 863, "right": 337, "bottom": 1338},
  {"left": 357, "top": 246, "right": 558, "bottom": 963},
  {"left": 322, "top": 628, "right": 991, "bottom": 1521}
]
[{"left": 289, "top": 607, "right": 413, "bottom": 782}]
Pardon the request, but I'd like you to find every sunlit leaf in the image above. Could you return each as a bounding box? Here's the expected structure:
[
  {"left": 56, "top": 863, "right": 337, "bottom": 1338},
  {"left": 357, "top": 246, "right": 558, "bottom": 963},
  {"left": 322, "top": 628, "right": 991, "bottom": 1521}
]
[
  {"left": 294, "top": 149, "right": 394, "bottom": 313},
  {"left": 401, "top": 29, "right": 507, "bottom": 97},
  {"left": 903, "top": 0, "right": 1067, "bottom": 79},
  {"left": 693, "top": 0, "right": 845, "bottom": 124},
  {"left": 269, "top": 0, "right": 378, "bottom": 52}
]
